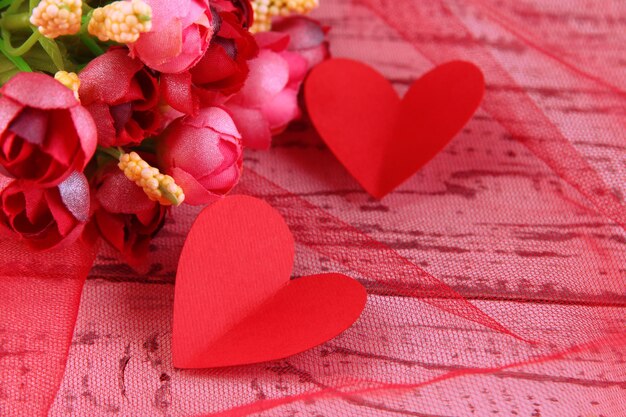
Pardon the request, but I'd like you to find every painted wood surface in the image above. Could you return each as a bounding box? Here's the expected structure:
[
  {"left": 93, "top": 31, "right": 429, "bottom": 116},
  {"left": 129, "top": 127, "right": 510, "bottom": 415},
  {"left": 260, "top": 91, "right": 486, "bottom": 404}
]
[{"left": 50, "top": 0, "right": 626, "bottom": 415}]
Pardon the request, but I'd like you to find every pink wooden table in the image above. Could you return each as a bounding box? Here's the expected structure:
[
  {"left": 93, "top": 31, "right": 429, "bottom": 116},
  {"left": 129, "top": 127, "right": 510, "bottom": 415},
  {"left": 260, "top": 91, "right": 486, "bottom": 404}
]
[{"left": 48, "top": 0, "right": 626, "bottom": 415}]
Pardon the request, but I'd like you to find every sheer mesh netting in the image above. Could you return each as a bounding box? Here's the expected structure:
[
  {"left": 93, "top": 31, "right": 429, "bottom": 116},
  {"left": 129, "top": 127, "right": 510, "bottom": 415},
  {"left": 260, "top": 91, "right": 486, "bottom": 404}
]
[{"left": 1, "top": 0, "right": 624, "bottom": 416}]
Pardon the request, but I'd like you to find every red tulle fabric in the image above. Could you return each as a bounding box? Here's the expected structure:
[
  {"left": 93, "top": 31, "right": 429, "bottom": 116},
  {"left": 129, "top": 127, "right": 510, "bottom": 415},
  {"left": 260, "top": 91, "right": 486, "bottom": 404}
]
[
  {"left": 2, "top": 0, "right": 625, "bottom": 415},
  {"left": 0, "top": 238, "right": 96, "bottom": 416}
]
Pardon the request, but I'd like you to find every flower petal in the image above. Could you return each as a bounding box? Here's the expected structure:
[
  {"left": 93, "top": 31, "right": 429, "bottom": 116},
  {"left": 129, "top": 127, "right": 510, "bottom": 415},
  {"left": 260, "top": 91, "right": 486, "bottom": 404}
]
[{"left": 1, "top": 73, "right": 77, "bottom": 109}]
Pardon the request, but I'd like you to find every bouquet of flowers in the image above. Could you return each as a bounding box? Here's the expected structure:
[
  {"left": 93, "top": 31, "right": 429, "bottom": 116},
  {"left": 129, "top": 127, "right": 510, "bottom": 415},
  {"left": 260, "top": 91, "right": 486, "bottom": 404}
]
[{"left": 0, "top": 0, "right": 329, "bottom": 267}]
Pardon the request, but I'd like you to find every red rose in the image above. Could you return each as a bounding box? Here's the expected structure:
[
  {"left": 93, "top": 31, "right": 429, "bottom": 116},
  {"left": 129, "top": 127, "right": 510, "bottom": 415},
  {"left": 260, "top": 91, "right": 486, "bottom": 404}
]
[
  {"left": 158, "top": 107, "right": 243, "bottom": 205},
  {"left": 192, "top": 11, "right": 258, "bottom": 95},
  {"left": 0, "top": 73, "right": 97, "bottom": 187},
  {"left": 79, "top": 49, "right": 161, "bottom": 147},
  {"left": 161, "top": 9, "right": 258, "bottom": 114},
  {"left": 211, "top": 0, "right": 253, "bottom": 28},
  {"left": 0, "top": 172, "right": 90, "bottom": 250},
  {"left": 93, "top": 167, "right": 167, "bottom": 265}
]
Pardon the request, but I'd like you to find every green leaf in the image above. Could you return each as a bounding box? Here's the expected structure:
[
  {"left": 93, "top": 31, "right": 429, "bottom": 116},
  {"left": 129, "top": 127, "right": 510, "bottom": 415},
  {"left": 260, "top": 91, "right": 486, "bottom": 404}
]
[
  {"left": 0, "top": 51, "right": 17, "bottom": 71},
  {"left": 21, "top": 43, "right": 57, "bottom": 73},
  {"left": 0, "top": 42, "right": 31, "bottom": 72},
  {"left": 0, "top": 68, "right": 19, "bottom": 84},
  {"left": 37, "top": 36, "right": 65, "bottom": 71},
  {"left": 79, "top": 33, "right": 105, "bottom": 56},
  {"left": 0, "top": 52, "right": 20, "bottom": 83},
  {"left": 0, "top": 0, "right": 15, "bottom": 10}
]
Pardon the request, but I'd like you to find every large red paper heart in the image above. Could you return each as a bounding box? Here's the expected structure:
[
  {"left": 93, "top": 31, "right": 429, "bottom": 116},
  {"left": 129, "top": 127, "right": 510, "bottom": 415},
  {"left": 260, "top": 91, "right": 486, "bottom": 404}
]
[
  {"left": 305, "top": 59, "right": 485, "bottom": 199},
  {"left": 172, "top": 195, "right": 367, "bottom": 368}
]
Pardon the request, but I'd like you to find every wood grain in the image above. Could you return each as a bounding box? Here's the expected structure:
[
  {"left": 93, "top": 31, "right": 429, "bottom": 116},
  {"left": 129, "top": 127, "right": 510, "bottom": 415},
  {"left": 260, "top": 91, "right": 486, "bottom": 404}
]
[
  {"left": 50, "top": 0, "right": 626, "bottom": 415},
  {"left": 50, "top": 281, "right": 626, "bottom": 416}
]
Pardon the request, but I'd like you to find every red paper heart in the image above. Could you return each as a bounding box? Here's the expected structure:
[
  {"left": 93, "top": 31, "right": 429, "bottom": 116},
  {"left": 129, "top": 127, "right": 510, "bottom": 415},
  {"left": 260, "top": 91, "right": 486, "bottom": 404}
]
[
  {"left": 305, "top": 59, "right": 485, "bottom": 199},
  {"left": 172, "top": 195, "right": 367, "bottom": 368}
]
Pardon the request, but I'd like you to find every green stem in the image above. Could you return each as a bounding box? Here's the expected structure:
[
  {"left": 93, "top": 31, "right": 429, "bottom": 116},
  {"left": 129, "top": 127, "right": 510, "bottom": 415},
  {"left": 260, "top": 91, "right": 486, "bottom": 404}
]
[
  {"left": 97, "top": 145, "right": 123, "bottom": 160},
  {"left": 79, "top": 12, "right": 104, "bottom": 56},
  {"left": 2, "top": 28, "right": 41, "bottom": 56},
  {"left": 130, "top": 138, "right": 156, "bottom": 153},
  {"left": 1, "top": 12, "right": 29, "bottom": 31},
  {"left": 6, "top": 0, "right": 25, "bottom": 14},
  {"left": 79, "top": 33, "right": 104, "bottom": 55},
  {"left": 0, "top": 41, "right": 31, "bottom": 71}
]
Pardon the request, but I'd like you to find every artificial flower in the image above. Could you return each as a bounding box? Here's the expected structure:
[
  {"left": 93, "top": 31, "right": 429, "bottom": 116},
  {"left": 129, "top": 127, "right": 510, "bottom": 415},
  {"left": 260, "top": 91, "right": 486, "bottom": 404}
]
[
  {"left": 160, "top": 9, "right": 258, "bottom": 114},
  {"left": 79, "top": 48, "right": 161, "bottom": 147},
  {"left": 0, "top": 73, "right": 97, "bottom": 187},
  {"left": 157, "top": 107, "right": 242, "bottom": 205},
  {"left": 30, "top": 0, "right": 82, "bottom": 39},
  {"left": 117, "top": 151, "right": 185, "bottom": 206},
  {"left": 129, "top": 0, "right": 214, "bottom": 74},
  {"left": 212, "top": 0, "right": 253, "bottom": 28},
  {"left": 88, "top": 0, "right": 153, "bottom": 44},
  {"left": 272, "top": 16, "right": 330, "bottom": 70},
  {"left": 225, "top": 31, "right": 307, "bottom": 149},
  {"left": 250, "top": 0, "right": 319, "bottom": 33},
  {"left": 54, "top": 71, "right": 80, "bottom": 100},
  {"left": 93, "top": 166, "right": 167, "bottom": 267},
  {"left": 0, "top": 172, "right": 90, "bottom": 250}
]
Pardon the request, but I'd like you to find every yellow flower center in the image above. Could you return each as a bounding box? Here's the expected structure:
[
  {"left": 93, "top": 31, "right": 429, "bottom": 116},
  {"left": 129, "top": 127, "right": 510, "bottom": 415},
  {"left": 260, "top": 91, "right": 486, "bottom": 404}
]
[
  {"left": 30, "top": 0, "right": 82, "bottom": 39},
  {"left": 88, "top": 0, "right": 152, "bottom": 44},
  {"left": 118, "top": 151, "right": 185, "bottom": 206},
  {"left": 250, "top": 0, "right": 319, "bottom": 33},
  {"left": 54, "top": 71, "right": 80, "bottom": 100}
]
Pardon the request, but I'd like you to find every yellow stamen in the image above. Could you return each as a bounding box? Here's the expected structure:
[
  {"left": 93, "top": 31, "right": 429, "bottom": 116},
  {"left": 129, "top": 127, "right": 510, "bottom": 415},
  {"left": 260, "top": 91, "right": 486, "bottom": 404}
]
[
  {"left": 88, "top": 0, "right": 152, "bottom": 44},
  {"left": 250, "top": 0, "right": 319, "bottom": 33},
  {"left": 30, "top": 0, "right": 82, "bottom": 39},
  {"left": 54, "top": 71, "right": 80, "bottom": 100},
  {"left": 117, "top": 151, "right": 185, "bottom": 206}
]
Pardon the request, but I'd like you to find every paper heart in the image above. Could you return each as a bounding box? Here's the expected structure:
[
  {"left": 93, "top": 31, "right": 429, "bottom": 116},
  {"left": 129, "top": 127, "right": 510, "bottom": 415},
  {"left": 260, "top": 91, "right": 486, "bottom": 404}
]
[
  {"left": 172, "top": 195, "right": 367, "bottom": 368},
  {"left": 305, "top": 59, "right": 485, "bottom": 199}
]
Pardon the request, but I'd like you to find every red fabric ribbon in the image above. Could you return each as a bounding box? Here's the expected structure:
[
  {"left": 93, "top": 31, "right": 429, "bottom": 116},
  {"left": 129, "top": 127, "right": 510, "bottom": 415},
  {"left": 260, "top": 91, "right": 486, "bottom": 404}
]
[{"left": 0, "top": 238, "right": 96, "bottom": 416}]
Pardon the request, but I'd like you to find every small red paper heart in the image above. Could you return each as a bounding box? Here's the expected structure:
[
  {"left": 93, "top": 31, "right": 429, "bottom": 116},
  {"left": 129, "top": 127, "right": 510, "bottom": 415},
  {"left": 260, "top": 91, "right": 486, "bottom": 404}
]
[
  {"left": 305, "top": 59, "right": 485, "bottom": 199},
  {"left": 172, "top": 195, "right": 367, "bottom": 368}
]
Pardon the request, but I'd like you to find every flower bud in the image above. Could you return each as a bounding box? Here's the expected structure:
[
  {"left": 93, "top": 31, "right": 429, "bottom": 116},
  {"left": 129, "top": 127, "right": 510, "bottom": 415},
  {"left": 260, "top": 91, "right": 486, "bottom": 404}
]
[
  {"left": 88, "top": 0, "right": 152, "bottom": 44},
  {"left": 93, "top": 167, "right": 167, "bottom": 268},
  {"left": 117, "top": 151, "right": 185, "bottom": 206},
  {"left": 54, "top": 71, "right": 80, "bottom": 100},
  {"left": 225, "top": 31, "right": 307, "bottom": 149},
  {"left": 158, "top": 108, "right": 243, "bottom": 205},
  {"left": 0, "top": 73, "right": 97, "bottom": 187},
  {"left": 127, "top": 0, "right": 214, "bottom": 74},
  {"left": 30, "top": 0, "right": 82, "bottom": 38},
  {"left": 0, "top": 172, "right": 90, "bottom": 250},
  {"left": 250, "top": 0, "right": 318, "bottom": 33}
]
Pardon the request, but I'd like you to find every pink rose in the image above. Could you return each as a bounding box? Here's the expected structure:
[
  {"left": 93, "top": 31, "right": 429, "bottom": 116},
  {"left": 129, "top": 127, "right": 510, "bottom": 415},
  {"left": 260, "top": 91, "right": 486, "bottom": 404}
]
[
  {"left": 158, "top": 107, "right": 242, "bottom": 205},
  {"left": 160, "top": 9, "right": 258, "bottom": 115},
  {"left": 93, "top": 167, "right": 167, "bottom": 267},
  {"left": 79, "top": 48, "right": 161, "bottom": 147},
  {"left": 0, "top": 172, "right": 90, "bottom": 250},
  {"left": 129, "top": 0, "right": 214, "bottom": 73},
  {"left": 225, "top": 32, "right": 308, "bottom": 149},
  {"left": 0, "top": 73, "right": 97, "bottom": 187},
  {"left": 273, "top": 16, "right": 330, "bottom": 71}
]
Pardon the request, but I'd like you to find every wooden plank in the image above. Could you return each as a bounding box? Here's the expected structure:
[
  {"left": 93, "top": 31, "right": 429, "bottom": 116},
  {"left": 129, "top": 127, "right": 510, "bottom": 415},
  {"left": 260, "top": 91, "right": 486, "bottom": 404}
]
[
  {"left": 49, "top": 0, "right": 626, "bottom": 415},
  {"left": 49, "top": 281, "right": 625, "bottom": 416},
  {"left": 86, "top": 0, "right": 626, "bottom": 305}
]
